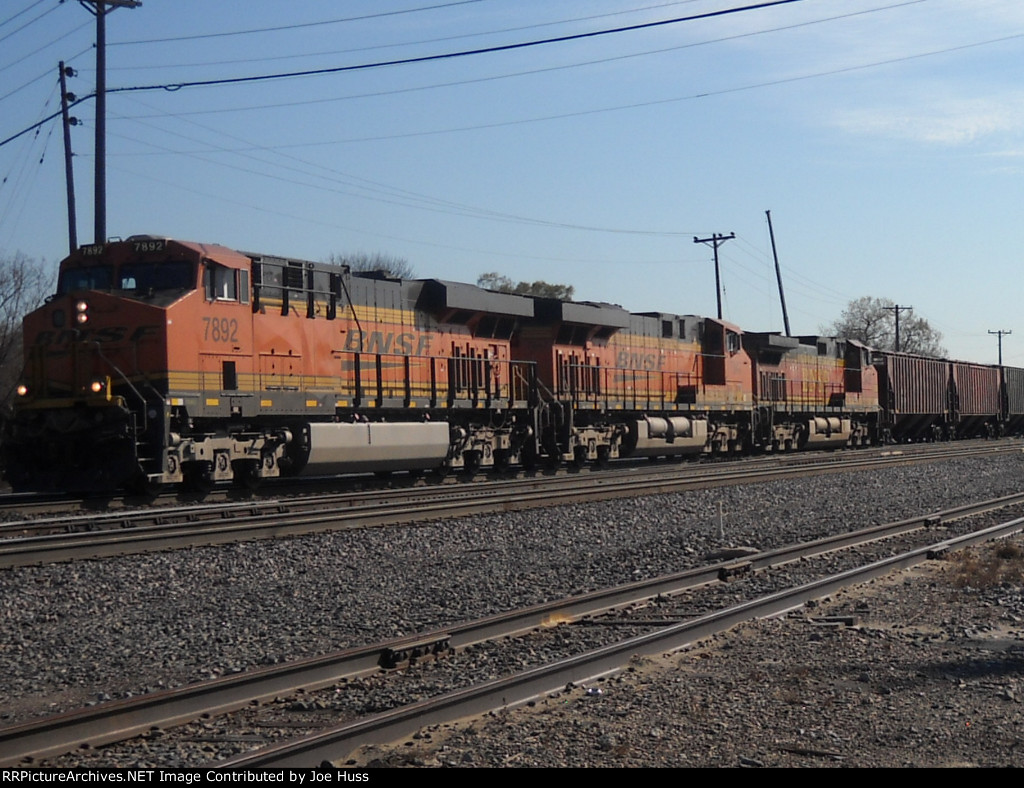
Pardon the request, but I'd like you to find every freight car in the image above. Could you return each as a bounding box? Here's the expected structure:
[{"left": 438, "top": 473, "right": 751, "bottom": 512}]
[
  {"left": 873, "top": 349, "right": 1014, "bottom": 441},
  {"left": 1, "top": 235, "right": 1017, "bottom": 493}
]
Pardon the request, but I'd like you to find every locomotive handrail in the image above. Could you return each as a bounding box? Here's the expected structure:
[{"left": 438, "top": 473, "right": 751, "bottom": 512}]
[{"left": 90, "top": 340, "right": 156, "bottom": 429}]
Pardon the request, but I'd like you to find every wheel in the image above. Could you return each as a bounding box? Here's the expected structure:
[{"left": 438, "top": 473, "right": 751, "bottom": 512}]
[
  {"left": 462, "top": 451, "right": 481, "bottom": 476},
  {"left": 232, "top": 459, "right": 261, "bottom": 491},
  {"left": 595, "top": 445, "right": 611, "bottom": 469},
  {"left": 183, "top": 461, "right": 215, "bottom": 493},
  {"left": 131, "top": 471, "right": 164, "bottom": 498},
  {"left": 492, "top": 449, "right": 510, "bottom": 472}
]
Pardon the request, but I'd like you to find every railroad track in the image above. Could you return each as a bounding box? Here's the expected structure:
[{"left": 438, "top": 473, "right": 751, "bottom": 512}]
[
  {"left": 0, "top": 442, "right": 1018, "bottom": 568},
  {"left": 3, "top": 489, "right": 1022, "bottom": 767},
  {"left": 0, "top": 437, "right": 1016, "bottom": 521},
  {"left": 222, "top": 511, "right": 1024, "bottom": 768}
]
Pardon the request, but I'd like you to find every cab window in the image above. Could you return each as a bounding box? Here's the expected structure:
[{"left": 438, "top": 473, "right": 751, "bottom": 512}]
[
  {"left": 57, "top": 266, "right": 113, "bottom": 294},
  {"left": 205, "top": 264, "right": 236, "bottom": 301},
  {"left": 118, "top": 260, "right": 194, "bottom": 292}
]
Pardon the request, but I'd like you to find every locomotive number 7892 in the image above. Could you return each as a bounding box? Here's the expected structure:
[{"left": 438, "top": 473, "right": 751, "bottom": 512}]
[{"left": 202, "top": 317, "right": 239, "bottom": 342}]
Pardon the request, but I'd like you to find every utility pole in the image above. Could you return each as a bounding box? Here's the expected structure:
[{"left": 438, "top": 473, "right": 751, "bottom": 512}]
[
  {"left": 765, "top": 210, "right": 791, "bottom": 337},
  {"left": 77, "top": 0, "right": 141, "bottom": 245},
  {"left": 885, "top": 304, "right": 913, "bottom": 352},
  {"left": 693, "top": 232, "right": 735, "bottom": 320},
  {"left": 59, "top": 62, "right": 79, "bottom": 254},
  {"left": 989, "top": 329, "right": 1012, "bottom": 366}
]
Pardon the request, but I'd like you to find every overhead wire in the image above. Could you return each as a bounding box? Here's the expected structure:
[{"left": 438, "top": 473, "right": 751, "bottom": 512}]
[
  {"left": 103, "top": 0, "right": 708, "bottom": 71},
  {"left": 0, "top": 46, "right": 93, "bottom": 104},
  {"left": 6, "top": 2, "right": 1007, "bottom": 153},
  {"left": 102, "top": 155, "right": 672, "bottom": 267},
  {"left": 112, "top": 0, "right": 492, "bottom": 46},
  {"left": 101, "top": 1, "right": 931, "bottom": 121},
  {"left": 108, "top": 102, "right": 695, "bottom": 236},
  {"left": 0, "top": 77, "right": 58, "bottom": 247},
  {"left": 3, "top": 0, "right": 821, "bottom": 242},
  {"left": 43, "top": 1, "right": 1007, "bottom": 252},
  {"left": 103, "top": 0, "right": 809, "bottom": 94},
  {"left": 0, "top": 17, "right": 91, "bottom": 76},
  {"left": 2, "top": 0, "right": 805, "bottom": 149},
  {"left": 4, "top": 0, "right": 1016, "bottom": 332},
  {"left": 0, "top": 0, "right": 60, "bottom": 47},
  {"left": 0, "top": 0, "right": 45, "bottom": 31}
]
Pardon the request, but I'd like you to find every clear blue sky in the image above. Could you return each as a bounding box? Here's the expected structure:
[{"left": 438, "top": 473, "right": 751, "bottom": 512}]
[{"left": 1, "top": 0, "right": 1022, "bottom": 364}]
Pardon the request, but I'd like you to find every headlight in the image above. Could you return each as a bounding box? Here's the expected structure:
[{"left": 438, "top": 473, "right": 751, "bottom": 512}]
[
  {"left": 75, "top": 300, "right": 89, "bottom": 324},
  {"left": 16, "top": 384, "right": 28, "bottom": 397},
  {"left": 89, "top": 378, "right": 106, "bottom": 395}
]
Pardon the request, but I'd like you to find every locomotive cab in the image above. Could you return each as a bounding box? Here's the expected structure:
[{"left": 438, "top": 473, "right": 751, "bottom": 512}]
[{"left": 5, "top": 237, "right": 256, "bottom": 492}]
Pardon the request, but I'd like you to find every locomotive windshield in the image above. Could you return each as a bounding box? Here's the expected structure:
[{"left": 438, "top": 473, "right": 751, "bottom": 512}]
[
  {"left": 118, "top": 260, "right": 194, "bottom": 292},
  {"left": 57, "top": 266, "right": 114, "bottom": 294},
  {"left": 56, "top": 260, "right": 196, "bottom": 298}
]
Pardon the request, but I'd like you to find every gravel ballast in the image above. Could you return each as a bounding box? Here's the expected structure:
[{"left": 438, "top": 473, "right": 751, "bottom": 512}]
[
  {"left": 2, "top": 451, "right": 1023, "bottom": 767},
  {"left": 357, "top": 545, "right": 1024, "bottom": 769}
]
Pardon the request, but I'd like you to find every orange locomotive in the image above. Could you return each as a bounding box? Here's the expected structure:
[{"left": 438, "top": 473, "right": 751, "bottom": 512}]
[
  {"left": 5, "top": 235, "right": 884, "bottom": 493},
  {"left": 515, "top": 301, "right": 878, "bottom": 463},
  {"left": 6, "top": 237, "right": 537, "bottom": 492}
]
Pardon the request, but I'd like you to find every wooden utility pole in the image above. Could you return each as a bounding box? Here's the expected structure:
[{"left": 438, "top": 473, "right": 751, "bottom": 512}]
[
  {"left": 693, "top": 232, "right": 735, "bottom": 320},
  {"left": 77, "top": 0, "right": 141, "bottom": 245},
  {"left": 765, "top": 210, "right": 791, "bottom": 337},
  {"left": 59, "top": 62, "right": 79, "bottom": 254},
  {"left": 989, "top": 329, "right": 1012, "bottom": 366},
  {"left": 885, "top": 304, "right": 913, "bottom": 352}
]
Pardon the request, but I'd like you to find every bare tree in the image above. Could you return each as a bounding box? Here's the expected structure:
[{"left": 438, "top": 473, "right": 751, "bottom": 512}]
[
  {"left": 325, "top": 252, "right": 415, "bottom": 279},
  {"left": 477, "top": 272, "right": 574, "bottom": 300},
  {"left": 0, "top": 251, "right": 54, "bottom": 404},
  {"left": 823, "top": 296, "right": 946, "bottom": 357}
]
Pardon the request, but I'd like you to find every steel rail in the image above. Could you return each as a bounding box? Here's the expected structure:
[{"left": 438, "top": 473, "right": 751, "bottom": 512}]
[
  {"left": 0, "top": 445, "right": 1018, "bottom": 568},
  {"left": 0, "top": 442, "right": 1017, "bottom": 534},
  {"left": 219, "top": 514, "right": 1024, "bottom": 768},
  {"left": 1, "top": 490, "right": 1020, "bottom": 766}
]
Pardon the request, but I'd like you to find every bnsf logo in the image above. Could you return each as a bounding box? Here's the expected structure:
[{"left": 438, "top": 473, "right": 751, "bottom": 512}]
[
  {"left": 33, "top": 325, "right": 161, "bottom": 346},
  {"left": 615, "top": 351, "right": 665, "bottom": 371},
  {"left": 343, "top": 330, "right": 432, "bottom": 356}
]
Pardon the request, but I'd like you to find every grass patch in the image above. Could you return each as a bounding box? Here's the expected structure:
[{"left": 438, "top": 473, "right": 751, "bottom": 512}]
[{"left": 949, "top": 542, "right": 1024, "bottom": 588}]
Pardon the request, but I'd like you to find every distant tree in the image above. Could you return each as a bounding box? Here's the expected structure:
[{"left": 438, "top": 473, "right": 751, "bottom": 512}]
[
  {"left": 0, "top": 251, "right": 53, "bottom": 405},
  {"left": 824, "top": 296, "right": 946, "bottom": 356},
  {"left": 325, "top": 252, "right": 415, "bottom": 279},
  {"left": 477, "top": 272, "right": 574, "bottom": 300}
]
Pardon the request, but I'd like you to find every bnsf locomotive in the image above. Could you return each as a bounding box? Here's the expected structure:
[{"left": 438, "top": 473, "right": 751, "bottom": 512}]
[{"left": 3, "top": 236, "right": 1022, "bottom": 493}]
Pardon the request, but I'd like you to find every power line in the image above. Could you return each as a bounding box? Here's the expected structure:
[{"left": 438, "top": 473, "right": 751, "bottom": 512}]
[
  {"left": 0, "top": 0, "right": 45, "bottom": 31},
  {"left": 989, "top": 329, "right": 1011, "bottom": 366},
  {"left": 105, "top": 0, "right": 810, "bottom": 93},
  {"left": 102, "top": 1, "right": 708, "bottom": 70},
  {"left": 0, "top": 21, "right": 93, "bottom": 76},
  {"left": 111, "top": 1, "right": 491, "bottom": 46},
  {"left": 0, "top": 47, "right": 92, "bottom": 104},
  {"left": 95, "top": 2, "right": 930, "bottom": 121},
  {"left": 0, "top": 0, "right": 59, "bottom": 46},
  {"left": 0, "top": 0, "right": 806, "bottom": 149},
  {"left": 694, "top": 233, "right": 735, "bottom": 320},
  {"left": 4, "top": 4, "right": 1017, "bottom": 153},
  {"left": 107, "top": 104, "right": 695, "bottom": 237}
]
